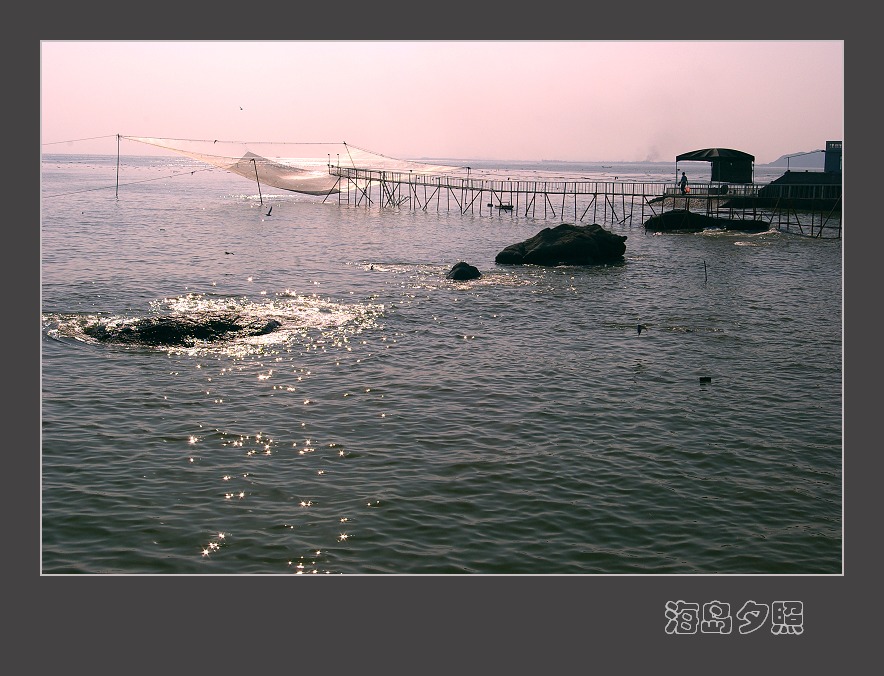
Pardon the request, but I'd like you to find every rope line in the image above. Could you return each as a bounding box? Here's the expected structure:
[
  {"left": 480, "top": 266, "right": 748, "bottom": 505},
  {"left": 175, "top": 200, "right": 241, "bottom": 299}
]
[
  {"left": 343, "top": 141, "right": 357, "bottom": 169},
  {"left": 122, "top": 135, "right": 346, "bottom": 146},
  {"left": 42, "top": 134, "right": 118, "bottom": 146},
  {"left": 43, "top": 166, "right": 217, "bottom": 198}
]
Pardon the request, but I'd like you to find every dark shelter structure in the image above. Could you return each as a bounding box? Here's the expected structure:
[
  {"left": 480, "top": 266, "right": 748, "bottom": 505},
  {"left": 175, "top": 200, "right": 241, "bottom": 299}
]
[{"left": 676, "top": 148, "right": 755, "bottom": 184}]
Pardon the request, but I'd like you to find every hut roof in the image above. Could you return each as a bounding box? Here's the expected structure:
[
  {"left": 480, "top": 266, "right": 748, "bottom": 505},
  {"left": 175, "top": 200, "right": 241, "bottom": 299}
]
[{"left": 676, "top": 148, "right": 755, "bottom": 162}]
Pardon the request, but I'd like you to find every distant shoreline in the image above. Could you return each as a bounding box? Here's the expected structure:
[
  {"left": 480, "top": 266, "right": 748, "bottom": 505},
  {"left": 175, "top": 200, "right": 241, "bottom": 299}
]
[{"left": 42, "top": 151, "right": 825, "bottom": 171}]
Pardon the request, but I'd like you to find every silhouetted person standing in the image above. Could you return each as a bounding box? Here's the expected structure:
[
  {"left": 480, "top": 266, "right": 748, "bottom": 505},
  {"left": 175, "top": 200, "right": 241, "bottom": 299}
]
[{"left": 679, "top": 172, "right": 688, "bottom": 194}]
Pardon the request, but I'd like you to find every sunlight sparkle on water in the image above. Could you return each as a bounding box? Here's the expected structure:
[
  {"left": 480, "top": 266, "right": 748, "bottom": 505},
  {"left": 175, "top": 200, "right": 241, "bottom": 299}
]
[{"left": 200, "top": 532, "right": 226, "bottom": 558}]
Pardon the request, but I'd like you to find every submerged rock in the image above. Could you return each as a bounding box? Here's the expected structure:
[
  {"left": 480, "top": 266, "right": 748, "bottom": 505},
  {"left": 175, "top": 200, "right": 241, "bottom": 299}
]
[
  {"left": 495, "top": 223, "right": 627, "bottom": 266},
  {"left": 644, "top": 209, "right": 768, "bottom": 233},
  {"left": 83, "top": 313, "right": 282, "bottom": 346},
  {"left": 446, "top": 261, "right": 482, "bottom": 280}
]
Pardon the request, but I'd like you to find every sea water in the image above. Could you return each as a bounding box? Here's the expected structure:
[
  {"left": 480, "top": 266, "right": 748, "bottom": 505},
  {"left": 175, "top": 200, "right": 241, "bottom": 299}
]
[{"left": 41, "top": 154, "right": 842, "bottom": 574}]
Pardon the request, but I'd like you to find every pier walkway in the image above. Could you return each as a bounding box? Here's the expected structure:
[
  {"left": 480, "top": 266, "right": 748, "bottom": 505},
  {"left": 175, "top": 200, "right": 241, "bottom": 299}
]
[{"left": 326, "top": 166, "right": 842, "bottom": 239}]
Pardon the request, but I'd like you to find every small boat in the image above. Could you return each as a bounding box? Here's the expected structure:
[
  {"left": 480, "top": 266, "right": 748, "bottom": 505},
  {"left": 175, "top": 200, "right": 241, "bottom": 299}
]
[{"left": 497, "top": 203, "right": 514, "bottom": 211}]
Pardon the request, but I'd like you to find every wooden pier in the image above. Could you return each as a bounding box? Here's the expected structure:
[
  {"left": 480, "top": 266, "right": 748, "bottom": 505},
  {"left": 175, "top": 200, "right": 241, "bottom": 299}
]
[{"left": 326, "top": 165, "right": 842, "bottom": 239}]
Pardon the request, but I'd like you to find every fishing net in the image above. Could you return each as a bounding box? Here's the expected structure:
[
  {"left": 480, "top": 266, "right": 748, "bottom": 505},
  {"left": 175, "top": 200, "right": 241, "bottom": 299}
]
[{"left": 122, "top": 136, "right": 467, "bottom": 196}]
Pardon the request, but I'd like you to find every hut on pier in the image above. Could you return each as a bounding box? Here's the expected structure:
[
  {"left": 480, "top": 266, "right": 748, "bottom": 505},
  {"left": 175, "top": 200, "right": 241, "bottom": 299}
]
[{"left": 676, "top": 148, "right": 755, "bottom": 186}]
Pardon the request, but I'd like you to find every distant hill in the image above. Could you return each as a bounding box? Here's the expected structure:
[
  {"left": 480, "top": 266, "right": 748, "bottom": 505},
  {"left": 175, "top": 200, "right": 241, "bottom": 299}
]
[{"left": 765, "top": 150, "right": 826, "bottom": 168}]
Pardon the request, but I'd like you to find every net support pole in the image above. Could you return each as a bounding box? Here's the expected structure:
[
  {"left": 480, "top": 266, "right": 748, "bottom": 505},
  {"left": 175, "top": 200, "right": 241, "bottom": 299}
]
[
  {"left": 251, "top": 158, "right": 263, "bottom": 206},
  {"left": 115, "top": 134, "right": 120, "bottom": 198}
]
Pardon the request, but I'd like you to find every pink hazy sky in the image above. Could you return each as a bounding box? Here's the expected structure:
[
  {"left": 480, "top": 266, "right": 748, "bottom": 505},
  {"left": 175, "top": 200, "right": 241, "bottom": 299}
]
[{"left": 41, "top": 40, "right": 843, "bottom": 165}]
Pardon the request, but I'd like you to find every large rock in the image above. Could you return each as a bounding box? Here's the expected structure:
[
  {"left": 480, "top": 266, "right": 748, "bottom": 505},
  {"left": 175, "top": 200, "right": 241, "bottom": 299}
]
[
  {"left": 83, "top": 313, "right": 282, "bottom": 346},
  {"left": 495, "top": 223, "right": 626, "bottom": 266},
  {"left": 446, "top": 261, "right": 482, "bottom": 280},
  {"left": 644, "top": 209, "right": 768, "bottom": 233}
]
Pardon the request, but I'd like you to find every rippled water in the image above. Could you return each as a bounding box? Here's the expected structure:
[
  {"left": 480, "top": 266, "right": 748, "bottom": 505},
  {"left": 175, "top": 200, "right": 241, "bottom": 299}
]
[{"left": 41, "top": 155, "right": 842, "bottom": 574}]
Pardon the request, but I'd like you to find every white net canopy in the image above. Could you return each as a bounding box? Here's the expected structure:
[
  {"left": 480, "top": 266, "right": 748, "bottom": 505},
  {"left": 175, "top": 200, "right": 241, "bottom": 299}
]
[{"left": 122, "top": 137, "right": 469, "bottom": 195}]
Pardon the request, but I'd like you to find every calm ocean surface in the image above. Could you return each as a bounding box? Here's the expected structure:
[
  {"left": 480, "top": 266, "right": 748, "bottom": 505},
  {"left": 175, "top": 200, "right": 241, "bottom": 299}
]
[{"left": 41, "top": 154, "right": 842, "bottom": 574}]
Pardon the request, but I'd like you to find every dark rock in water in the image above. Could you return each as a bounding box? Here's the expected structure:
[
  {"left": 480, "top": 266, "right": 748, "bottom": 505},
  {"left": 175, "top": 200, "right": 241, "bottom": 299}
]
[
  {"left": 644, "top": 210, "right": 768, "bottom": 233},
  {"left": 83, "top": 313, "right": 282, "bottom": 346},
  {"left": 258, "top": 319, "right": 282, "bottom": 334},
  {"left": 446, "top": 261, "right": 482, "bottom": 280},
  {"left": 495, "top": 222, "right": 627, "bottom": 266}
]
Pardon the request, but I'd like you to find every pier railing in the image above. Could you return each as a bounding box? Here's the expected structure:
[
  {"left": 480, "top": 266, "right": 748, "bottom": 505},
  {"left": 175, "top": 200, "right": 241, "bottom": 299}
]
[{"left": 327, "top": 166, "right": 842, "bottom": 238}]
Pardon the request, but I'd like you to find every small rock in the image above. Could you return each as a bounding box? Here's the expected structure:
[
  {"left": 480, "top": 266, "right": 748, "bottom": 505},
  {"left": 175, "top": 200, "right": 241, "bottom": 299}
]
[{"left": 446, "top": 261, "right": 482, "bottom": 280}]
